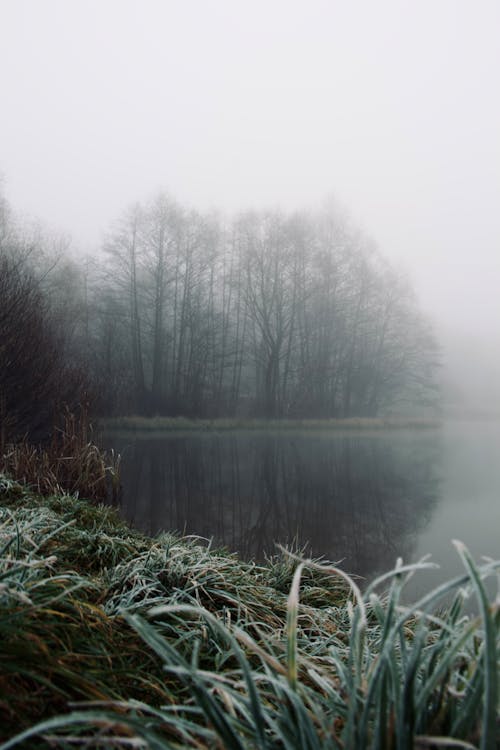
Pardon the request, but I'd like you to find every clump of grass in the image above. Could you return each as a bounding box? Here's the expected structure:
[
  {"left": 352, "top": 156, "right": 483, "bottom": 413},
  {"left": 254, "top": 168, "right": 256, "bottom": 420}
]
[
  {"left": 0, "top": 503, "right": 170, "bottom": 742},
  {"left": 1, "top": 476, "right": 498, "bottom": 749},
  {"left": 1, "top": 407, "right": 120, "bottom": 503},
  {"left": 0, "top": 480, "right": 298, "bottom": 742},
  {"left": 265, "top": 543, "right": 350, "bottom": 609}
]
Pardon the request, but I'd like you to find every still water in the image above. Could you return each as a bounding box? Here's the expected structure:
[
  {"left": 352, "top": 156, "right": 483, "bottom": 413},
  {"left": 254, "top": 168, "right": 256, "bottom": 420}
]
[{"left": 104, "top": 421, "right": 500, "bottom": 593}]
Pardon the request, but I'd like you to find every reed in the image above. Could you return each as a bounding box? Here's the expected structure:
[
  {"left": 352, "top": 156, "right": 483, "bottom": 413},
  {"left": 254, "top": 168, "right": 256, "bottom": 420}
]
[
  {"left": 1, "top": 406, "right": 120, "bottom": 503},
  {"left": 0, "top": 476, "right": 498, "bottom": 749}
]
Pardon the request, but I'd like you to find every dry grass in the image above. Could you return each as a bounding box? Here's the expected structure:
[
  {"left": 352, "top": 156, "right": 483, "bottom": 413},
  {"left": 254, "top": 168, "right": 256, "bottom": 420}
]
[{"left": 1, "top": 407, "right": 120, "bottom": 503}]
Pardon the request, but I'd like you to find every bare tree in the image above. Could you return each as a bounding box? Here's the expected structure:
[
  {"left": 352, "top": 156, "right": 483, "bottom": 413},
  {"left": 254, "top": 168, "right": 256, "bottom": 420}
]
[
  {"left": 104, "top": 203, "right": 147, "bottom": 408},
  {"left": 89, "top": 195, "right": 440, "bottom": 418},
  {"left": 0, "top": 253, "right": 85, "bottom": 444}
]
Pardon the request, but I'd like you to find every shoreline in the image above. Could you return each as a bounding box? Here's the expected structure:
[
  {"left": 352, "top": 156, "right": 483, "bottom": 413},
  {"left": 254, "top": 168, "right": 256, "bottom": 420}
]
[{"left": 101, "top": 415, "right": 442, "bottom": 433}]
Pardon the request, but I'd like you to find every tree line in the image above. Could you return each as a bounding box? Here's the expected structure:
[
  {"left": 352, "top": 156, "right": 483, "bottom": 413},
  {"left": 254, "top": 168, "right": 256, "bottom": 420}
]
[{"left": 0, "top": 188, "right": 439, "bottom": 439}]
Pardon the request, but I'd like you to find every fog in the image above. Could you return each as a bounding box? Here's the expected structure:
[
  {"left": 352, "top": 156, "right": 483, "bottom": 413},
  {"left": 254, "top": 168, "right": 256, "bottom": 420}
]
[{"left": 1, "top": 0, "right": 499, "bottom": 411}]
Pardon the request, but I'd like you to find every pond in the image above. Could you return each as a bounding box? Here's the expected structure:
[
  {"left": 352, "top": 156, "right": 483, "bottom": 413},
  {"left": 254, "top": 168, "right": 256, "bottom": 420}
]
[{"left": 103, "top": 420, "right": 500, "bottom": 595}]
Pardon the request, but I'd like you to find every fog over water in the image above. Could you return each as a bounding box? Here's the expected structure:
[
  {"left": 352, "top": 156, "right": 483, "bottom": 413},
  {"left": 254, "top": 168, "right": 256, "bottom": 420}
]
[{"left": 1, "top": 0, "right": 499, "bottom": 409}]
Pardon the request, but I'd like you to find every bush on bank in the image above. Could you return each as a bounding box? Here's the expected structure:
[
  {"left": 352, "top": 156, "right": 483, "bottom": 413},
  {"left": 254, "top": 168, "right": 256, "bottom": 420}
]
[{"left": 0, "top": 474, "right": 498, "bottom": 749}]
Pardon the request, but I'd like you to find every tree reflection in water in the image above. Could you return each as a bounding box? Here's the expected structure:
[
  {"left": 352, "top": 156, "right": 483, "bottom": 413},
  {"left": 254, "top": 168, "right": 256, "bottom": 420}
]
[{"left": 110, "top": 431, "right": 441, "bottom": 581}]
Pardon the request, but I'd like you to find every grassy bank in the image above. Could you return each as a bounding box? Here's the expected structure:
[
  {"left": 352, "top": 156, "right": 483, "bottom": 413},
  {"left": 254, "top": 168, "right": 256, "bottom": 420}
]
[
  {"left": 102, "top": 415, "right": 441, "bottom": 433},
  {"left": 0, "top": 475, "right": 498, "bottom": 749}
]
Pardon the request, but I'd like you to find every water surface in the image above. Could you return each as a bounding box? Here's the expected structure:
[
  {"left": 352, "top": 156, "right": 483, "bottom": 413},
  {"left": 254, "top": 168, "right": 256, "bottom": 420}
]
[{"left": 104, "top": 421, "right": 500, "bottom": 593}]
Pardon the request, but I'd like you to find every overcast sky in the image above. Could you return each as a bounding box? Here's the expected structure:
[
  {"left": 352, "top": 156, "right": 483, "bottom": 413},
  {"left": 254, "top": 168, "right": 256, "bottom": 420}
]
[{"left": 1, "top": 0, "right": 499, "bottom": 404}]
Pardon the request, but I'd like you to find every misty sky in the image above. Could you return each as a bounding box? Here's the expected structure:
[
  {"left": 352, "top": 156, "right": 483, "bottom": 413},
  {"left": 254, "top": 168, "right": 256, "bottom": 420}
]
[{"left": 1, "top": 1, "right": 499, "bottom": 405}]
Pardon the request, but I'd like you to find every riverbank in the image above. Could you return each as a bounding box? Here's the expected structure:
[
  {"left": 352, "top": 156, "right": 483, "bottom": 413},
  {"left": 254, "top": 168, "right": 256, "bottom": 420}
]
[
  {"left": 0, "top": 474, "right": 497, "bottom": 748},
  {"left": 102, "top": 414, "right": 441, "bottom": 433}
]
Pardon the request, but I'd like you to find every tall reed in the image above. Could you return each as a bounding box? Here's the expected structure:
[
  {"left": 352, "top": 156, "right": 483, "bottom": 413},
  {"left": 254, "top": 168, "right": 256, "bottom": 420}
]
[{"left": 0, "top": 405, "right": 120, "bottom": 503}]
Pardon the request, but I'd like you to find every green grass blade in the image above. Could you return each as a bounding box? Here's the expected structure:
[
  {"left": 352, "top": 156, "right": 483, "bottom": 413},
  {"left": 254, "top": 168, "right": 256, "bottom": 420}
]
[
  {"left": 286, "top": 562, "right": 304, "bottom": 691},
  {"left": 0, "top": 710, "right": 173, "bottom": 750},
  {"left": 452, "top": 541, "right": 499, "bottom": 750}
]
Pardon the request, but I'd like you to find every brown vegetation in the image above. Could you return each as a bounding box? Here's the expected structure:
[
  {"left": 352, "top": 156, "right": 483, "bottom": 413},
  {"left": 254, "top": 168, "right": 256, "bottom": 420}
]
[{"left": 0, "top": 407, "right": 120, "bottom": 504}]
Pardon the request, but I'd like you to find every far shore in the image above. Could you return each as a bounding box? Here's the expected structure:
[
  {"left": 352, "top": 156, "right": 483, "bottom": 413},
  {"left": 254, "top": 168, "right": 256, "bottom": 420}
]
[{"left": 101, "top": 415, "right": 442, "bottom": 433}]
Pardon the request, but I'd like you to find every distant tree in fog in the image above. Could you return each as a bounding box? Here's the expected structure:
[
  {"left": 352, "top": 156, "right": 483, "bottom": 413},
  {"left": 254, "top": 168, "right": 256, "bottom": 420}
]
[
  {"left": 0, "top": 189, "right": 90, "bottom": 443},
  {"left": 0, "top": 252, "right": 88, "bottom": 443},
  {"left": 237, "top": 212, "right": 299, "bottom": 417},
  {"left": 103, "top": 202, "right": 147, "bottom": 409},
  {"left": 91, "top": 194, "right": 439, "bottom": 418}
]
